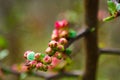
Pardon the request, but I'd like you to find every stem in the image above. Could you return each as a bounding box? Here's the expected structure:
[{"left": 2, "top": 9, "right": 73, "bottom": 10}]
[
  {"left": 0, "top": 62, "right": 83, "bottom": 79},
  {"left": 65, "top": 28, "right": 90, "bottom": 48},
  {"left": 83, "top": 0, "right": 99, "bottom": 80},
  {"left": 100, "top": 48, "right": 120, "bottom": 55}
]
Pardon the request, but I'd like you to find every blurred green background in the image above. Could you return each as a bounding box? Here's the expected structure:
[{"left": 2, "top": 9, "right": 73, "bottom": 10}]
[{"left": 0, "top": 0, "right": 120, "bottom": 80}]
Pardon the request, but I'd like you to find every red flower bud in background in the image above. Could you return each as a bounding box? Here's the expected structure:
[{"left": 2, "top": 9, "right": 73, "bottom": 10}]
[{"left": 55, "top": 19, "right": 68, "bottom": 29}]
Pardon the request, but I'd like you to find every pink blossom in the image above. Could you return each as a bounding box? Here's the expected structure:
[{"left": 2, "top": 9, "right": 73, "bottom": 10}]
[
  {"left": 43, "top": 55, "right": 52, "bottom": 64},
  {"left": 55, "top": 19, "right": 68, "bottom": 29},
  {"left": 48, "top": 57, "right": 61, "bottom": 70},
  {"left": 24, "top": 50, "right": 32, "bottom": 59}
]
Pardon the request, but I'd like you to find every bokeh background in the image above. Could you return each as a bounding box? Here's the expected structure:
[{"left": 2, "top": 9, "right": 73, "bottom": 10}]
[{"left": 0, "top": 0, "right": 120, "bottom": 80}]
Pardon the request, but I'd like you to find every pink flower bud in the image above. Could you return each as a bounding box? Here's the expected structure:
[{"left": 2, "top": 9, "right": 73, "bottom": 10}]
[
  {"left": 59, "top": 30, "right": 68, "bottom": 38},
  {"left": 43, "top": 55, "right": 52, "bottom": 64},
  {"left": 55, "top": 52, "right": 63, "bottom": 59},
  {"left": 24, "top": 50, "right": 32, "bottom": 59},
  {"left": 48, "top": 57, "right": 61, "bottom": 70},
  {"left": 55, "top": 19, "right": 68, "bottom": 29},
  {"left": 57, "top": 44, "right": 64, "bottom": 52},
  {"left": 52, "top": 29, "right": 59, "bottom": 35},
  {"left": 29, "top": 61, "right": 37, "bottom": 68},
  {"left": 48, "top": 40, "right": 58, "bottom": 48},
  {"left": 59, "top": 38, "right": 68, "bottom": 45},
  {"left": 45, "top": 47, "right": 54, "bottom": 56},
  {"left": 35, "top": 53, "right": 41, "bottom": 60},
  {"left": 36, "top": 63, "right": 43, "bottom": 70},
  {"left": 51, "top": 34, "right": 59, "bottom": 41}
]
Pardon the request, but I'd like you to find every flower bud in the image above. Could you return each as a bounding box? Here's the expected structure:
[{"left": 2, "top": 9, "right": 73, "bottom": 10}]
[
  {"left": 48, "top": 40, "right": 58, "bottom": 48},
  {"left": 29, "top": 60, "right": 37, "bottom": 68},
  {"left": 59, "top": 30, "right": 68, "bottom": 38},
  {"left": 45, "top": 47, "right": 54, "bottom": 56},
  {"left": 42, "top": 65, "right": 48, "bottom": 71},
  {"left": 59, "top": 38, "right": 68, "bottom": 45},
  {"left": 55, "top": 52, "right": 62, "bottom": 59},
  {"left": 43, "top": 55, "right": 52, "bottom": 64},
  {"left": 57, "top": 44, "right": 64, "bottom": 52},
  {"left": 55, "top": 19, "right": 68, "bottom": 29},
  {"left": 51, "top": 34, "right": 59, "bottom": 41},
  {"left": 36, "top": 63, "right": 43, "bottom": 70},
  {"left": 35, "top": 53, "right": 41, "bottom": 60},
  {"left": 52, "top": 29, "right": 59, "bottom": 35},
  {"left": 27, "top": 51, "right": 35, "bottom": 61},
  {"left": 24, "top": 50, "right": 32, "bottom": 59}
]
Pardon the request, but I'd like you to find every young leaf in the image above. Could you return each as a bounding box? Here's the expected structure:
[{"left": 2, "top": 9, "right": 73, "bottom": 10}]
[
  {"left": 107, "top": 0, "right": 116, "bottom": 15},
  {"left": 103, "top": 15, "right": 115, "bottom": 22},
  {"left": 68, "top": 29, "right": 77, "bottom": 38}
]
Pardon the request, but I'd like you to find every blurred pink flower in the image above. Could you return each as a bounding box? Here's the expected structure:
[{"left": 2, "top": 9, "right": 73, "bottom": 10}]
[
  {"left": 48, "top": 57, "right": 61, "bottom": 70},
  {"left": 98, "top": 10, "right": 109, "bottom": 21}
]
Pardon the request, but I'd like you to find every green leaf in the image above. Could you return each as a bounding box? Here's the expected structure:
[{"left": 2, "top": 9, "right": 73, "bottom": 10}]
[
  {"left": 107, "top": 0, "right": 116, "bottom": 15},
  {"left": 65, "top": 48, "right": 72, "bottom": 55},
  {"left": 103, "top": 16, "right": 115, "bottom": 22},
  {"left": 68, "top": 29, "right": 77, "bottom": 38},
  {"left": 27, "top": 52, "right": 35, "bottom": 61}
]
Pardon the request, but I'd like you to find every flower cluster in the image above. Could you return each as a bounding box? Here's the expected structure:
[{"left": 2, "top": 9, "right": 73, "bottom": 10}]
[{"left": 24, "top": 19, "right": 76, "bottom": 71}]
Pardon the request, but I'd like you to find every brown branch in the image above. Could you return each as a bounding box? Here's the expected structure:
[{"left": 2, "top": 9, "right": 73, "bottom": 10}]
[
  {"left": 46, "top": 70, "right": 83, "bottom": 80},
  {"left": 0, "top": 63, "right": 83, "bottom": 79},
  {"left": 65, "top": 28, "right": 90, "bottom": 48},
  {"left": 83, "top": 0, "right": 99, "bottom": 80},
  {"left": 100, "top": 48, "right": 120, "bottom": 55}
]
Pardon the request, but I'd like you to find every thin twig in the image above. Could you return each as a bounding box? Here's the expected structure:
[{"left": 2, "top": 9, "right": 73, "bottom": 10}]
[
  {"left": 0, "top": 63, "right": 83, "bottom": 79},
  {"left": 65, "top": 28, "right": 90, "bottom": 48},
  {"left": 46, "top": 70, "right": 83, "bottom": 80},
  {"left": 100, "top": 48, "right": 120, "bottom": 55}
]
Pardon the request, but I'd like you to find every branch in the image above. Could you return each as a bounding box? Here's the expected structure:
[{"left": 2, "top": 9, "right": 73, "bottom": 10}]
[
  {"left": 0, "top": 63, "right": 83, "bottom": 79},
  {"left": 65, "top": 28, "right": 90, "bottom": 48},
  {"left": 100, "top": 48, "right": 120, "bottom": 55},
  {"left": 46, "top": 70, "right": 83, "bottom": 80}
]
